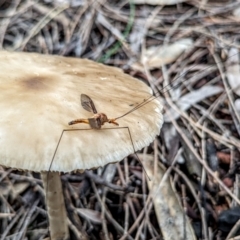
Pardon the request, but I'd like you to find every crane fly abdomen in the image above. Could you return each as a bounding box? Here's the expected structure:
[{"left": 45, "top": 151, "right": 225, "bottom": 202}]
[{"left": 68, "top": 119, "right": 88, "bottom": 125}]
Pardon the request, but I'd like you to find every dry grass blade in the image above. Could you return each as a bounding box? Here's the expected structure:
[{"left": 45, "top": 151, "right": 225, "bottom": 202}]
[
  {"left": 133, "top": 0, "right": 187, "bottom": 5},
  {"left": 142, "top": 153, "right": 196, "bottom": 240}
]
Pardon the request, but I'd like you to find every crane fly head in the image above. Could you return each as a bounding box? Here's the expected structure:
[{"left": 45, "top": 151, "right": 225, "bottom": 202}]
[{"left": 94, "top": 113, "right": 119, "bottom": 127}]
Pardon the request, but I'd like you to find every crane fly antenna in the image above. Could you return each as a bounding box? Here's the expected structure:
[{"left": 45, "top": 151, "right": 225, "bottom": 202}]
[{"left": 115, "top": 50, "right": 240, "bottom": 120}]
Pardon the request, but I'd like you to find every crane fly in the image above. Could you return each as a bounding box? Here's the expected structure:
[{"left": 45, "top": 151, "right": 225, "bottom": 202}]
[
  {"left": 50, "top": 93, "right": 152, "bottom": 179},
  {"left": 68, "top": 94, "right": 119, "bottom": 129},
  {"left": 49, "top": 92, "right": 153, "bottom": 171}
]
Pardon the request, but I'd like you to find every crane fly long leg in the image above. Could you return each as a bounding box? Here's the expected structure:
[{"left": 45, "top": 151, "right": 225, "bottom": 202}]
[
  {"left": 49, "top": 127, "right": 150, "bottom": 180},
  {"left": 68, "top": 119, "right": 89, "bottom": 125}
]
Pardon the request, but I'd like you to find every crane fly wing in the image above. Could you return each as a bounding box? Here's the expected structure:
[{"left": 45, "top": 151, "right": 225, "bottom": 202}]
[{"left": 81, "top": 94, "right": 98, "bottom": 114}]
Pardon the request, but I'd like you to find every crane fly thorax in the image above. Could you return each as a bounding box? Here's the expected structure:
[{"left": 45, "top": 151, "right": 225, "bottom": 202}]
[{"left": 93, "top": 113, "right": 109, "bottom": 125}]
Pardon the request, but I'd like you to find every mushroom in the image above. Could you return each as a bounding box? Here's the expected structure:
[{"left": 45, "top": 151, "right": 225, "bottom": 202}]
[{"left": 0, "top": 51, "right": 163, "bottom": 239}]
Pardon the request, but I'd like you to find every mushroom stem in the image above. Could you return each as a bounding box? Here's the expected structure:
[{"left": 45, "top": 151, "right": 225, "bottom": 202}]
[{"left": 41, "top": 172, "right": 69, "bottom": 240}]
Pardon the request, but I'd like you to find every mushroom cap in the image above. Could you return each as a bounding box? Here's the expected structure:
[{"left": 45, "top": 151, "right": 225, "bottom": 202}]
[{"left": 0, "top": 51, "right": 163, "bottom": 172}]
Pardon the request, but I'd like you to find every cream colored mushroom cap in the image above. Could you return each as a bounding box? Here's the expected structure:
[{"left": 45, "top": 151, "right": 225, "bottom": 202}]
[{"left": 0, "top": 51, "right": 163, "bottom": 172}]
